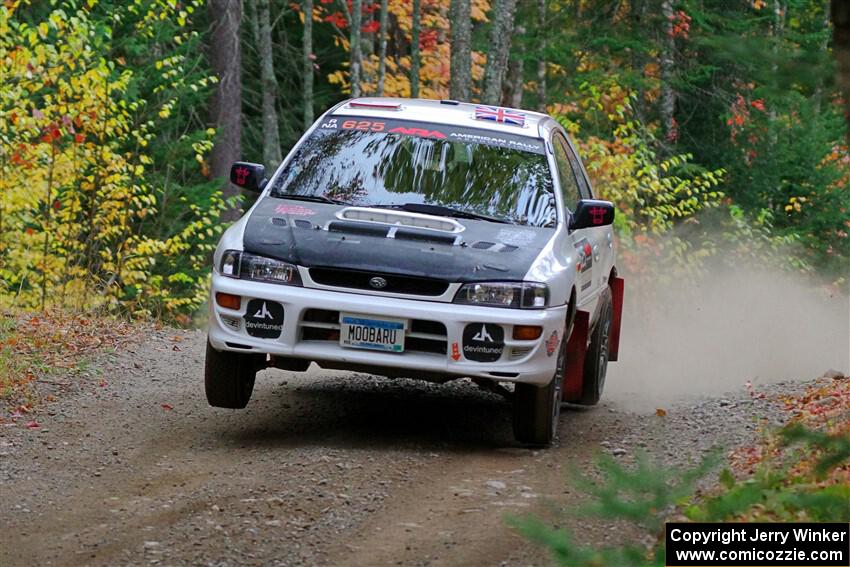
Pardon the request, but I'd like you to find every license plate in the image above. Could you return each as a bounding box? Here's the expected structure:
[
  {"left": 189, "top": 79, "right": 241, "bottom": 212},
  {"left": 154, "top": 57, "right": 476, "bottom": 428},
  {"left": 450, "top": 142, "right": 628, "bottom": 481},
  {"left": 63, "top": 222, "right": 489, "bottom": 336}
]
[{"left": 339, "top": 313, "right": 406, "bottom": 353}]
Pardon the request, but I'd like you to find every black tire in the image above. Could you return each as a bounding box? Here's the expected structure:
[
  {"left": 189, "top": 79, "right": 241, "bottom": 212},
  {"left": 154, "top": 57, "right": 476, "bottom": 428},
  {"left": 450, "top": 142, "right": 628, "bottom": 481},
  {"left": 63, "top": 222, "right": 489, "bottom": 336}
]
[
  {"left": 579, "top": 287, "right": 613, "bottom": 406},
  {"left": 204, "top": 340, "right": 263, "bottom": 409},
  {"left": 512, "top": 324, "right": 567, "bottom": 446}
]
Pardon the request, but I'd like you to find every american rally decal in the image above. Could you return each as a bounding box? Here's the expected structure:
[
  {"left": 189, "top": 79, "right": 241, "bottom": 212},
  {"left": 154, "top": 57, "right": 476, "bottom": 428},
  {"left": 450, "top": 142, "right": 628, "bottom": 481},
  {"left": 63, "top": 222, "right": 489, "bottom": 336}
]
[{"left": 325, "top": 116, "right": 544, "bottom": 153}]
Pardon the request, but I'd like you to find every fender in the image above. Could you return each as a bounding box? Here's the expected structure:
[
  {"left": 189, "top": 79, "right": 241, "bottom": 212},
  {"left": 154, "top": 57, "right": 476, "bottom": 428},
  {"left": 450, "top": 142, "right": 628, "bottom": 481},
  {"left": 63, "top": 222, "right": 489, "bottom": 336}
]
[
  {"left": 609, "top": 276, "right": 624, "bottom": 362},
  {"left": 561, "top": 309, "right": 589, "bottom": 402}
]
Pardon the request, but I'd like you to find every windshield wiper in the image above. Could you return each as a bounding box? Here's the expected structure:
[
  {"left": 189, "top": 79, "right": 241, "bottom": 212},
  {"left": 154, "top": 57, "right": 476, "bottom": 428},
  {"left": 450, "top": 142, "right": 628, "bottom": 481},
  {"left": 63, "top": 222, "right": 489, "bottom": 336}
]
[
  {"left": 273, "top": 193, "right": 350, "bottom": 205},
  {"left": 368, "top": 202, "right": 514, "bottom": 224}
]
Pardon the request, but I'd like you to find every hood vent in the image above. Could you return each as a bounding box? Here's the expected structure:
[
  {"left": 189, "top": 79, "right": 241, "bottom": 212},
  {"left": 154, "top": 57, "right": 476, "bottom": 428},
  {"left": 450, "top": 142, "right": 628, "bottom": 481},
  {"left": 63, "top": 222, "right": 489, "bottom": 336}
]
[
  {"left": 393, "top": 228, "right": 458, "bottom": 245},
  {"left": 328, "top": 221, "right": 388, "bottom": 237},
  {"left": 337, "top": 206, "right": 464, "bottom": 233}
]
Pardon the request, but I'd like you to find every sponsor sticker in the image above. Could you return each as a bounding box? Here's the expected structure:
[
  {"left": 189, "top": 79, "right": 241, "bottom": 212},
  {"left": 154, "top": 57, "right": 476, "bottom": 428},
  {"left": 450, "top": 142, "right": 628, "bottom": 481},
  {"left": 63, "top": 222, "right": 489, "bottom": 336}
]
[
  {"left": 462, "top": 323, "right": 504, "bottom": 362},
  {"left": 545, "top": 330, "right": 559, "bottom": 356},
  {"left": 243, "top": 299, "right": 284, "bottom": 339},
  {"left": 275, "top": 204, "right": 316, "bottom": 216}
]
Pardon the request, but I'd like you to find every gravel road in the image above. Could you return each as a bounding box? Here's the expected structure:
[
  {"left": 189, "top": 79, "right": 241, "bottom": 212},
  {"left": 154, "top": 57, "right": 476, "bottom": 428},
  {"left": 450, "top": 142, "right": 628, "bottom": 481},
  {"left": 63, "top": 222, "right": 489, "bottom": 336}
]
[{"left": 0, "top": 328, "right": 810, "bottom": 567}]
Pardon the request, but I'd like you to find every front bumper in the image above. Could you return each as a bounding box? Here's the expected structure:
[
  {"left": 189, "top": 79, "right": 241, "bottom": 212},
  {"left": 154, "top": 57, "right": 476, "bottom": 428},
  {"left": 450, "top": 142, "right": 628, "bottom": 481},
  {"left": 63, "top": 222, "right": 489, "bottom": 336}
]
[{"left": 208, "top": 274, "right": 567, "bottom": 386}]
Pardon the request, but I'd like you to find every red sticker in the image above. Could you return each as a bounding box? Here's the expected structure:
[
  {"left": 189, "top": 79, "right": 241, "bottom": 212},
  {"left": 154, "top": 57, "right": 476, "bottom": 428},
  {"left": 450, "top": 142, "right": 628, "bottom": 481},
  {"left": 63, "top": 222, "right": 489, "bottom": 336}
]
[
  {"left": 589, "top": 207, "right": 606, "bottom": 225},
  {"left": 388, "top": 126, "right": 447, "bottom": 140},
  {"left": 545, "top": 331, "right": 559, "bottom": 357},
  {"left": 451, "top": 342, "right": 461, "bottom": 361},
  {"left": 234, "top": 166, "right": 250, "bottom": 186},
  {"left": 274, "top": 204, "right": 316, "bottom": 216}
]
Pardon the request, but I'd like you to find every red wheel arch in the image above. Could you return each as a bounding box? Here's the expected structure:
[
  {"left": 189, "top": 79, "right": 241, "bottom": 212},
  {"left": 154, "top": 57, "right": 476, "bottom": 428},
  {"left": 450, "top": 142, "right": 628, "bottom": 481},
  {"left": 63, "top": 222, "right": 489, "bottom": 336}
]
[
  {"left": 561, "top": 309, "right": 589, "bottom": 403},
  {"left": 609, "top": 276, "right": 624, "bottom": 362}
]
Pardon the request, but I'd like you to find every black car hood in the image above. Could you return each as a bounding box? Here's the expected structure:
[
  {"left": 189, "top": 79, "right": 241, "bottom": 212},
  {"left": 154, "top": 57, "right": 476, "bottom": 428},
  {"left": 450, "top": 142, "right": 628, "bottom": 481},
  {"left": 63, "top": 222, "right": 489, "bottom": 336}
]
[{"left": 242, "top": 198, "right": 554, "bottom": 281}]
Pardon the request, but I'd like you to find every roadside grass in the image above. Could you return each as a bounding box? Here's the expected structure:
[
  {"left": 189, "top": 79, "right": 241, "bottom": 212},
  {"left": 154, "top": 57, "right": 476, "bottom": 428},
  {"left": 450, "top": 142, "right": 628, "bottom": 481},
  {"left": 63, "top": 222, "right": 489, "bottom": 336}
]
[
  {"left": 0, "top": 311, "right": 135, "bottom": 418},
  {"left": 510, "top": 376, "right": 850, "bottom": 566}
]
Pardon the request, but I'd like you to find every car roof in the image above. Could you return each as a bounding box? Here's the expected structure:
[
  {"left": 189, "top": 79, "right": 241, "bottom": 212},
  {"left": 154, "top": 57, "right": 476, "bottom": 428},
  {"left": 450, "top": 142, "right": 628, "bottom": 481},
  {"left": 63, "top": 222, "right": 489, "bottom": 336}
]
[{"left": 329, "top": 97, "right": 556, "bottom": 139}]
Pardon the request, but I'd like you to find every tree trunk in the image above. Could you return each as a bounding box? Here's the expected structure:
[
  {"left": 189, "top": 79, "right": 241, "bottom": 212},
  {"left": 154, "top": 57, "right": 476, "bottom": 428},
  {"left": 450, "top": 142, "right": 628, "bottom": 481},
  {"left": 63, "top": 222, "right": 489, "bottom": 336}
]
[
  {"left": 350, "top": 0, "right": 362, "bottom": 97},
  {"left": 834, "top": 0, "right": 850, "bottom": 131},
  {"left": 209, "top": 0, "right": 243, "bottom": 221},
  {"left": 252, "top": 0, "right": 282, "bottom": 168},
  {"left": 449, "top": 0, "right": 472, "bottom": 101},
  {"left": 303, "top": 0, "right": 315, "bottom": 128},
  {"left": 660, "top": 0, "right": 677, "bottom": 144},
  {"left": 482, "top": 0, "right": 518, "bottom": 105},
  {"left": 410, "top": 0, "right": 421, "bottom": 98},
  {"left": 536, "top": 0, "right": 547, "bottom": 112},
  {"left": 502, "top": 26, "right": 524, "bottom": 107},
  {"left": 376, "top": 0, "right": 389, "bottom": 95}
]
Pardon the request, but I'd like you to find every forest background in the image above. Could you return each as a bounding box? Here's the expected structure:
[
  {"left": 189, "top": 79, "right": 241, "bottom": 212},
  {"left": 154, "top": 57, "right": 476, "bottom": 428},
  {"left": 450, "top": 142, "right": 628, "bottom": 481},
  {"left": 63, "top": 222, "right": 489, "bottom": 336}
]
[{"left": 0, "top": 0, "right": 848, "bottom": 322}]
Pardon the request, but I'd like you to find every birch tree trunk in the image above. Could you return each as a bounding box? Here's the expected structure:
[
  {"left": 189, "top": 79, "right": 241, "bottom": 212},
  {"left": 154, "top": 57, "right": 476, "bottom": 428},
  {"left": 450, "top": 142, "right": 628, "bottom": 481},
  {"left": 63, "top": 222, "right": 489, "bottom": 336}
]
[
  {"left": 660, "top": 0, "right": 677, "bottom": 144},
  {"left": 449, "top": 0, "right": 472, "bottom": 101},
  {"left": 536, "top": 0, "right": 547, "bottom": 112},
  {"left": 209, "top": 0, "right": 243, "bottom": 221},
  {"left": 254, "top": 0, "right": 282, "bottom": 167},
  {"left": 303, "top": 0, "right": 314, "bottom": 128},
  {"left": 834, "top": 0, "right": 850, "bottom": 131},
  {"left": 350, "top": 0, "right": 362, "bottom": 97},
  {"left": 410, "top": 0, "right": 421, "bottom": 98},
  {"left": 482, "top": 0, "right": 518, "bottom": 105},
  {"left": 505, "top": 61, "right": 524, "bottom": 108},
  {"left": 376, "top": 0, "right": 389, "bottom": 95}
]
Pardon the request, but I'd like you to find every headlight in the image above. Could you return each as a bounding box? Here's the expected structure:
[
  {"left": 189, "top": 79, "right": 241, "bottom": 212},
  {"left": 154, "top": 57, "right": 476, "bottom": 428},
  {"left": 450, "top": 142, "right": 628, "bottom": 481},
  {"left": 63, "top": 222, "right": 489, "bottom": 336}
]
[
  {"left": 453, "top": 282, "right": 549, "bottom": 309},
  {"left": 219, "top": 250, "right": 302, "bottom": 286}
]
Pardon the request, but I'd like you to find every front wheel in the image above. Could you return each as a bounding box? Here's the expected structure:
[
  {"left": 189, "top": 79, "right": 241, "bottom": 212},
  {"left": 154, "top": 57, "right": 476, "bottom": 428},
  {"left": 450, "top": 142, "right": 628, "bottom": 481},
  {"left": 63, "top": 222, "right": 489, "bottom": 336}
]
[
  {"left": 512, "top": 324, "right": 567, "bottom": 446},
  {"left": 204, "top": 340, "right": 264, "bottom": 409}
]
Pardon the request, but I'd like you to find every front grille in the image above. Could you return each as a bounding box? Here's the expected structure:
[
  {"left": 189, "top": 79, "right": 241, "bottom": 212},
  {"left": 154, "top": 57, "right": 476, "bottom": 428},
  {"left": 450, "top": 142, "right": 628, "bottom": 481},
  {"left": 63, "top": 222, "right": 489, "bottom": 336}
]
[
  {"left": 309, "top": 267, "right": 450, "bottom": 296},
  {"left": 300, "top": 309, "right": 447, "bottom": 355}
]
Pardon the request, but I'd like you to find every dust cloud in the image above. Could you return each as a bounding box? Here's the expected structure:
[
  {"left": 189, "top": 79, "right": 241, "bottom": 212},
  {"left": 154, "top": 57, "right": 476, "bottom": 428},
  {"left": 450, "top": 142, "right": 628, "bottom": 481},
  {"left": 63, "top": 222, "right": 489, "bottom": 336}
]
[{"left": 606, "top": 265, "right": 850, "bottom": 412}]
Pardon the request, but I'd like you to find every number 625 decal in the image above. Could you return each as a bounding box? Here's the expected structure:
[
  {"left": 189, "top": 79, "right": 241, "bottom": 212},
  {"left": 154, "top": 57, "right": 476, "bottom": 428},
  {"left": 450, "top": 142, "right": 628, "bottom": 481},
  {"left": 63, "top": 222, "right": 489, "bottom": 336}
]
[{"left": 342, "top": 120, "right": 385, "bottom": 132}]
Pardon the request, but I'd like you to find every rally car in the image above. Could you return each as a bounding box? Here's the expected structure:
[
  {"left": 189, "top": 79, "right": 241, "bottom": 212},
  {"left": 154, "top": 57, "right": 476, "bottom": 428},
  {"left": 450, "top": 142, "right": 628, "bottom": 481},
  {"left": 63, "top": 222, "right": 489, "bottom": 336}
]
[{"left": 205, "top": 98, "right": 624, "bottom": 446}]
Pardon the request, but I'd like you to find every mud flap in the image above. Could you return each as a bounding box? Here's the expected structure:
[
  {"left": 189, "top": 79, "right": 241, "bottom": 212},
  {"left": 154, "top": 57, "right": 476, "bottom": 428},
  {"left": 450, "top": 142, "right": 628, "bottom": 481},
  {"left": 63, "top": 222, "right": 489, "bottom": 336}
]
[
  {"left": 609, "top": 277, "right": 624, "bottom": 362},
  {"left": 561, "top": 310, "right": 589, "bottom": 403}
]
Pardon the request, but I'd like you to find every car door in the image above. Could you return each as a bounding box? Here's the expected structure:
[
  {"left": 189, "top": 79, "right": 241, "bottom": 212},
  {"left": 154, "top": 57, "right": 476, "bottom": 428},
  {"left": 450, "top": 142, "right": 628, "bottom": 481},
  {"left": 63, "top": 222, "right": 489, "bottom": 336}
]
[
  {"left": 552, "top": 132, "right": 603, "bottom": 306},
  {"left": 564, "top": 134, "right": 615, "bottom": 299}
]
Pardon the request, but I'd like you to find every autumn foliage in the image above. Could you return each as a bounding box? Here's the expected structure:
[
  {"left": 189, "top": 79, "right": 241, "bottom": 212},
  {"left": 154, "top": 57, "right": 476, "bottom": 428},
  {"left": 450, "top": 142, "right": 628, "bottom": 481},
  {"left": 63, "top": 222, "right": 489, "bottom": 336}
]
[{"left": 0, "top": 1, "right": 223, "bottom": 319}]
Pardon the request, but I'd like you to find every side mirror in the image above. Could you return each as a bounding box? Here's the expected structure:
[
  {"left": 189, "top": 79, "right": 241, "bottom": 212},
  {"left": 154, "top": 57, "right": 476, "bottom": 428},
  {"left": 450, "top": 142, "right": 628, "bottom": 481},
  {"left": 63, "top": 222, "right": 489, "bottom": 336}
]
[
  {"left": 230, "top": 162, "right": 267, "bottom": 193},
  {"left": 569, "top": 199, "right": 615, "bottom": 230}
]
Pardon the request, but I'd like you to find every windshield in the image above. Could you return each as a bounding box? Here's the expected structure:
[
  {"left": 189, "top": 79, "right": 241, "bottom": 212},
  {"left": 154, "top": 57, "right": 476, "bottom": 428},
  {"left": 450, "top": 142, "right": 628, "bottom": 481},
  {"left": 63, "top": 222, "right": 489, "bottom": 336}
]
[{"left": 270, "top": 117, "right": 556, "bottom": 227}]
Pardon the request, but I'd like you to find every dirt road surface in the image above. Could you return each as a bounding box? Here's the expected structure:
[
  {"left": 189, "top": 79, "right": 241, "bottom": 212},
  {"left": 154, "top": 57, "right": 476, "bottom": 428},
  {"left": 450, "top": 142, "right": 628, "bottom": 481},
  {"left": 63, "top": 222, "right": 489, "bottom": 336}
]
[{"left": 0, "top": 328, "right": 812, "bottom": 566}]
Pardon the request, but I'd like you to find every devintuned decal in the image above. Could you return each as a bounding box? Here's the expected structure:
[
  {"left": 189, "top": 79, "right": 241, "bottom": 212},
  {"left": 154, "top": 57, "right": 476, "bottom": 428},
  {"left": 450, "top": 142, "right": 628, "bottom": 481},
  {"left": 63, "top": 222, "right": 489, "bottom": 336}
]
[
  {"left": 545, "top": 330, "right": 559, "bottom": 357},
  {"left": 275, "top": 204, "right": 316, "bottom": 216},
  {"left": 462, "top": 323, "right": 504, "bottom": 362},
  {"left": 451, "top": 342, "right": 461, "bottom": 361},
  {"left": 244, "top": 299, "right": 284, "bottom": 339}
]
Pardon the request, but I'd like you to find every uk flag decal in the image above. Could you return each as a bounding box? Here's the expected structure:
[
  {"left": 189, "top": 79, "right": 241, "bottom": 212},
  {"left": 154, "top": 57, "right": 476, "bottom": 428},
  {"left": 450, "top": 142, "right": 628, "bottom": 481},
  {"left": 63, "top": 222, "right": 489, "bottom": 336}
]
[{"left": 473, "top": 105, "right": 526, "bottom": 126}]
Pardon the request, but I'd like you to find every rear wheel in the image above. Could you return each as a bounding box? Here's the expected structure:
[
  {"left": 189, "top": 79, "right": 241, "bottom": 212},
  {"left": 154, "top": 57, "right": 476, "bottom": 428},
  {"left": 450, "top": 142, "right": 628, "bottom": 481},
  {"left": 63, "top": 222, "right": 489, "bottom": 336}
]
[
  {"left": 204, "top": 340, "right": 264, "bottom": 409},
  {"left": 512, "top": 324, "right": 567, "bottom": 446},
  {"left": 579, "top": 288, "right": 613, "bottom": 406}
]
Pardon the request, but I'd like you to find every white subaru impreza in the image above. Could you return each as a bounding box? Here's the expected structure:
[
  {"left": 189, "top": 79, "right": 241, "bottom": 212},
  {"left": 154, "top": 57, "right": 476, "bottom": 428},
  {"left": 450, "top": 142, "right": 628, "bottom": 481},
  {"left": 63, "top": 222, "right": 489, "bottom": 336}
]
[{"left": 206, "top": 98, "right": 624, "bottom": 446}]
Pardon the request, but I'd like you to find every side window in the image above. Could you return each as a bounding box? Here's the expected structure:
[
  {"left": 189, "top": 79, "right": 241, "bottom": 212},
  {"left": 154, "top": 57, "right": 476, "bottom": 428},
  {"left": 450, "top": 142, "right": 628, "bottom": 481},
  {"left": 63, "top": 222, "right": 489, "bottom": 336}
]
[
  {"left": 564, "top": 140, "right": 593, "bottom": 200},
  {"left": 553, "top": 136, "right": 582, "bottom": 212}
]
